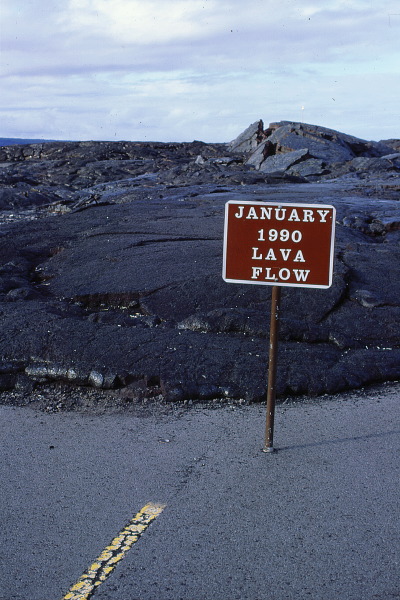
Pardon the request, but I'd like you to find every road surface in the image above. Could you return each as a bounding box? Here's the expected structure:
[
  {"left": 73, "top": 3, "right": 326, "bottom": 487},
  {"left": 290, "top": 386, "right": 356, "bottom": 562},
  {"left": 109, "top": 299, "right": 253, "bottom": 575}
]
[{"left": 1, "top": 383, "right": 399, "bottom": 600}]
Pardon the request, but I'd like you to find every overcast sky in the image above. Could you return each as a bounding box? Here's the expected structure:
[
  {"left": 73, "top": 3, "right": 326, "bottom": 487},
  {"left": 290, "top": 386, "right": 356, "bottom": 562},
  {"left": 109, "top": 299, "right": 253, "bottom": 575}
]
[{"left": 1, "top": 0, "right": 399, "bottom": 143}]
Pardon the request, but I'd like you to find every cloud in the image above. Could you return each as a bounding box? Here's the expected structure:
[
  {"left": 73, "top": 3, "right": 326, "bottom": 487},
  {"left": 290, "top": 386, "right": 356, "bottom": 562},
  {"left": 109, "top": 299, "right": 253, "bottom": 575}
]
[
  {"left": 1, "top": 0, "right": 399, "bottom": 141},
  {"left": 60, "top": 0, "right": 226, "bottom": 45},
  {"left": 4, "top": 0, "right": 398, "bottom": 75}
]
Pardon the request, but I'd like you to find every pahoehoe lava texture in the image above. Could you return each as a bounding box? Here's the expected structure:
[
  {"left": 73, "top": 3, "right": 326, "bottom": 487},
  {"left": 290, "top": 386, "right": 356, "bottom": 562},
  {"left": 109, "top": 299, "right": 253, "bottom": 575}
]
[{"left": 0, "top": 120, "right": 399, "bottom": 402}]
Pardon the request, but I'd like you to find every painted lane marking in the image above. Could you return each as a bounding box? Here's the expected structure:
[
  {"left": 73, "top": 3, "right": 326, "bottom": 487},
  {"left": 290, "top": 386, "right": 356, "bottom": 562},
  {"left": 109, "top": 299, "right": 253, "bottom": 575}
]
[{"left": 61, "top": 502, "right": 166, "bottom": 600}]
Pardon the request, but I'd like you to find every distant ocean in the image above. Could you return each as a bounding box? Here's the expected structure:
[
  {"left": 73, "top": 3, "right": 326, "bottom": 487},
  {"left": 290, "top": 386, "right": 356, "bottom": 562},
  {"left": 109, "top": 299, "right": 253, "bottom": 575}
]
[{"left": 0, "top": 138, "right": 56, "bottom": 146}]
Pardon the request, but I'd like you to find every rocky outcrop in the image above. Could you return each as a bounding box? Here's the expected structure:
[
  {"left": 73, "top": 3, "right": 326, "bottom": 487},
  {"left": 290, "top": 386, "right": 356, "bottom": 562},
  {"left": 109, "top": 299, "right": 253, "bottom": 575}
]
[
  {"left": 0, "top": 123, "right": 399, "bottom": 404},
  {"left": 229, "top": 120, "right": 399, "bottom": 181},
  {"left": 381, "top": 139, "right": 400, "bottom": 152},
  {"left": 227, "top": 120, "right": 267, "bottom": 153}
]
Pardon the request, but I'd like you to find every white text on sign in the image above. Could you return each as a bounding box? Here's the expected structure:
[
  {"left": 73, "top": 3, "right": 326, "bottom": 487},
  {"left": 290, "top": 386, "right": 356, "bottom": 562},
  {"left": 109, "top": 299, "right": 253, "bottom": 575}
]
[{"left": 234, "top": 205, "right": 331, "bottom": 222}]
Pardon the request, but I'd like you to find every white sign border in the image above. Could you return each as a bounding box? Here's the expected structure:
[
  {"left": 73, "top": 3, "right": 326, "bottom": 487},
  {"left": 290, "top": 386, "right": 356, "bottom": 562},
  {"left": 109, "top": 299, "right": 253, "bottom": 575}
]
[{"left": 222, "top": 200, "right": 336, "bottom": 289}]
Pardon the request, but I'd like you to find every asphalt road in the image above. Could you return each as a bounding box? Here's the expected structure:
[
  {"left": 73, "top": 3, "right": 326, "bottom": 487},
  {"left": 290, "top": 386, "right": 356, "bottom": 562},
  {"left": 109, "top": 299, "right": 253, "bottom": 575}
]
[{"left": 1, "top": 383, "right": 399, "bottom": 600}]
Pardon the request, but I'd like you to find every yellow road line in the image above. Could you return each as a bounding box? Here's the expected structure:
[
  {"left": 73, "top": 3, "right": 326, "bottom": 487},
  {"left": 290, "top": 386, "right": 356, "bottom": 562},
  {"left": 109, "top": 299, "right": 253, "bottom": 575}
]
[{"left": 61, "top": 502, "right": 166, "bottom": 600}]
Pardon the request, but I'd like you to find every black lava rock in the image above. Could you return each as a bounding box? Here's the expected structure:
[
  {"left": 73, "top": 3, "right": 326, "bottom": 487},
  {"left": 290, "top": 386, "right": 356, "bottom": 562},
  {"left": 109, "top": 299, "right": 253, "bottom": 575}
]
[{"left": 0, "top": 123, "right": 399, "bottom": 403}]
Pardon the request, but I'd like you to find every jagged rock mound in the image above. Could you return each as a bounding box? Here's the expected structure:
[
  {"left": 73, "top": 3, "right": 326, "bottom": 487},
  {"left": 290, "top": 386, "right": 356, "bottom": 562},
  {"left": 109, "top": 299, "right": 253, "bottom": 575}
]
[
  {"left": 0, "top": 124, "right": 399, "bottom": 404},
  {"left": 381, "top": 139, "right": 400, "bottom": 152},
  {"left": 230, "top": 119, "right": 399, "bottom": 181},
  {"left": 227, "top": 120, "right": 267, "bottom": 153}
]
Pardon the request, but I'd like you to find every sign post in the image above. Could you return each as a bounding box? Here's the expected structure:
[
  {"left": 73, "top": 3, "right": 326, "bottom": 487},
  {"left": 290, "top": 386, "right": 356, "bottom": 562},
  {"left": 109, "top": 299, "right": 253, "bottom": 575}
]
[
  {"left": 264, "top": 284, "right": 281, "bottom": 452},
  {"left": 223, "top": 201, "right": 336, "bottom": 451}
]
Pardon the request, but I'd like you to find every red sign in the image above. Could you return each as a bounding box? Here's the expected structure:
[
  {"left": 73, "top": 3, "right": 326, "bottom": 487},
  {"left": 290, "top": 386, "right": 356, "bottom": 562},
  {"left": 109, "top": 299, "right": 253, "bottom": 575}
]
[{"left": 223, "top": 201, "right": 336, "bottom": 289}]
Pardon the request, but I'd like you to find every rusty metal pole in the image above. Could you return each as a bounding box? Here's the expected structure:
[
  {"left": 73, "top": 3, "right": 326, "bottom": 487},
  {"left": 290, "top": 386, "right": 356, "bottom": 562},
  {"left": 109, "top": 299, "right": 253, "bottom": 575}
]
[{"left": 263, "top": 285, "right": 282, "bottom": 453}]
